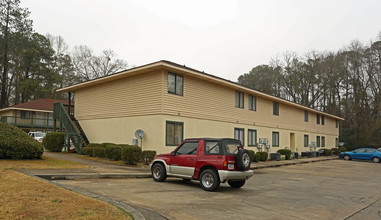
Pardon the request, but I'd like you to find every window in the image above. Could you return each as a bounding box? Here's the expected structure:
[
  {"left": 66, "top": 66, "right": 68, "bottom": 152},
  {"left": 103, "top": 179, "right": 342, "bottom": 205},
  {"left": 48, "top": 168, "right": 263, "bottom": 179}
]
[
  {"left": 304, "top": 111, "right": 308, "bottom": 122},
  {"left": 20, "top": 111, "right": 31, "bottom": 119},
  {"left": 317, "top": 115, "right": 320, "bottom": 124},
  {"left": 248, "top": 95, "right": 256, "bottom": 111},
  {"left": 336, "top": 120, "right": 339, "bottom": 128},
  {"left": 321, "top": 136, "right": 325, "bottom": 147},
  {"left": 304, "top": 135, "right": 309, "bottom": 147},
  {"left": 272, "top": 132, "right": 279, "bottom": 147},
  {"left": 168, "top": 73, "right": 183, "bottom": 96},
  {"left": 235, "top": 91, "right": 244, "bottom": 108},
  {"left": 316, "top": 136, "right": 320, "bottom": 147},
  {"left": 273, "top": 102, "right": 279, "bottom": 116},
  {"left": 321, "top": 115, "right": 325, "bottom": 125},
  {"left": 205, "top": 141, "right": 221, "bottom": 155},
  {"left": 234, "top": 128, "right": 244, "bottom": 145},
  {"left": 166, "top": 121, "right": 183, "bottom": 146},
  {"left": 335, "top": 138, "right": 339, "bottom": 147},
  {"left": 175, "top": 141, "right": 198, "bottom": 155},
  {"left": 248, "top": 129, "right": 257, "bottom": 146}
]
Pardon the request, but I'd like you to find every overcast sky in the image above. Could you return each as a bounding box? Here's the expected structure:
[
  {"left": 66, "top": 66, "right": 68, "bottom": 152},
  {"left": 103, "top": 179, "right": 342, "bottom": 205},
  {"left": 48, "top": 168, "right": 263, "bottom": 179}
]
[{"left": 23, "top": 0, "right": 381, "bottom": 81}]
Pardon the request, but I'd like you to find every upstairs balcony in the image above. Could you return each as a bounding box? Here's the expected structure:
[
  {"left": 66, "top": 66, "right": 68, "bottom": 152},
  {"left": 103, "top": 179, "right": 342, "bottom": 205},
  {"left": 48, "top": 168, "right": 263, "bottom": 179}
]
[{"left": 0, "top": 116, "right": 61, "bottom": 130}]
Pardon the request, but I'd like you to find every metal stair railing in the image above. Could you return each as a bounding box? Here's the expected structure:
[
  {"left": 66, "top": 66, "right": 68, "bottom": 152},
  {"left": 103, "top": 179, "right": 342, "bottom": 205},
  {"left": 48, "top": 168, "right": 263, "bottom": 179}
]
[{"left": 53, "top": 102, "right": 82, "bottom": 154}]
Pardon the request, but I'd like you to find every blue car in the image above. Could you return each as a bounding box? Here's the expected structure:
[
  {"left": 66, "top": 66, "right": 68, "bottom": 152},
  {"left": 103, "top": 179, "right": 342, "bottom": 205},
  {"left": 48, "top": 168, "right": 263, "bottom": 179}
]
[{"left": 339, "top": 148, "right": 381, "bottom": 163}]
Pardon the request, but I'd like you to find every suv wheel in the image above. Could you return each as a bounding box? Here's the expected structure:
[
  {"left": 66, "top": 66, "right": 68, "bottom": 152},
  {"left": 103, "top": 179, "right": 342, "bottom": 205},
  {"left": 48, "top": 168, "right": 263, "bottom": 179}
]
[
  {"left": 200, "top": 169, "right": 220, "bottom": 191},
  {"left": 152, "top": 163, "right": 167, "bottom": 182},
  {"left": 228, "top": 180, "right": 246, "bottom": 188},
  {"left": 236, "top": 149, "right": 251, "bottom": 170}
]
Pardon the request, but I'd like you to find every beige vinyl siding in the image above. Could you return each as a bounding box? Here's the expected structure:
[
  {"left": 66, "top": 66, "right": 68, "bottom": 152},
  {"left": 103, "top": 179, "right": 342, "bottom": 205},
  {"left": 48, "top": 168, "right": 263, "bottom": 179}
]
[
  {"left": 163, "top": 71, "right": 338, "bottom": 136},
  {"left": 75, "top": 70, "right": 164, "bottom": 120}
]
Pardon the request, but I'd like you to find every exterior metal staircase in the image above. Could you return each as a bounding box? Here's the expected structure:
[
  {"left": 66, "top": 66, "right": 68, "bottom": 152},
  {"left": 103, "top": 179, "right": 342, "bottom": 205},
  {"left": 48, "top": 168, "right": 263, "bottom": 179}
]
[{"left": 53, "top": 102, "right": 85, "bottom": 154}]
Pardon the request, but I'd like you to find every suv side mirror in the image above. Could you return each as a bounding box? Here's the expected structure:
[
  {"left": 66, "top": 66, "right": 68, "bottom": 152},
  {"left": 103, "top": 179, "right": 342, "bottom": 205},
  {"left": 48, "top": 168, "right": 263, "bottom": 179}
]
[{"left": 171, "top": 151, "right": 175, "bottom": 156}]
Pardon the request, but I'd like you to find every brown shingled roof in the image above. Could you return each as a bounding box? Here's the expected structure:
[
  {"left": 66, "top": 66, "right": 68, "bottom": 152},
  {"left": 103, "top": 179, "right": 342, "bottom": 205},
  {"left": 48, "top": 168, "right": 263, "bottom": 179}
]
[{"left": 10, "top": 98, "right": 72, "bottom": 111}]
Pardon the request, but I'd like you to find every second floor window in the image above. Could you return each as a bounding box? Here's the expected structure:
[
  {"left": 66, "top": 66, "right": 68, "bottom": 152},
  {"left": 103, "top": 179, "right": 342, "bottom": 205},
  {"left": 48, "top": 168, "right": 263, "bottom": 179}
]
[
  {"left": 321, "top": 115, "right": 325, "bottom": 125},
  {"left": 248, "top": 95, "right": 256, "bottom": 111},
  {"left": 235, "top": 91, "right": 244, "bottom": 108},
  {"left": 273, "top": 102, "right": 279, "bottom": 116},
  {"left": 317, "top": 115, "right": 320, "bottom": 124},
  {"left": 304, "top": 111, "right": 308, "bottom": 122},
  {"left": 168, "top": 73, "right": 183, "bottom": 96}
]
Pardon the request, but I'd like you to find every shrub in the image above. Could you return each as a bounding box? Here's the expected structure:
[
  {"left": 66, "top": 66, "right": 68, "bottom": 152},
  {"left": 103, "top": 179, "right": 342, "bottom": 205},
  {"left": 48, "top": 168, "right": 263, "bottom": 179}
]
[
  {"left": 43, "top": 132, "right": 64, "bottom": 152},
  {"left": 121, "top": 145, "right": 142, "bottom": 165},
  {"left": 339, "top": 146, "right": 347, "bottom": 152},
  {"left": 105, "top": 145, "right": 122, "bottom": 161},
  {"left": 100, "top": 142, "right": 114, "bottom": 148},
  {"left": 277, "top": 149, "right": 292, "bottom": 160},
  {"left": 141, "top": 150, "right": 157, "bottom": 165},
  {"left": 0, "top": 122, "right": 43, "bottom": 159},
  {"left": 81, "top": 147, "right": 94, "bottom": 156},
  {"left": 256, "top": 152, "right": 268, "bottom": 162},
  {"left": 93, "top": 147, "right": 106, "bottom": 158},
  {"left": 247, "top": 150, "right": 255, "bottom": 162},
  {"left": 332, "top": 147, "right": 341, "bottom": 155},
  {"left": 253, "top": 153, "right": 262, "bottom": 162},
  {"left": 86, "top": 143, "right": 102, "bottom": 148},
  {"left": 322, "top": 148, "right": 332, "bottom": 156}
]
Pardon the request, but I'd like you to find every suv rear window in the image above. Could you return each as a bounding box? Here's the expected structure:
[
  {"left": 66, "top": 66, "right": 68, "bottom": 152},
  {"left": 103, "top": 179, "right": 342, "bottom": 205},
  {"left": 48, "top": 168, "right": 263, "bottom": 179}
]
[{"left": 223, "top": 140, "right": 242, "bottom": 155}]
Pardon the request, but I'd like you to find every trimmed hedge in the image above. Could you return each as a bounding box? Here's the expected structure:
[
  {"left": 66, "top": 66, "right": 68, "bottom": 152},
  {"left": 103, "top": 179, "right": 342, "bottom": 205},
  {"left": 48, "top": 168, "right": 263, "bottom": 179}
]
[
  {"left": 43, "top": 132, "right": 64, "bottom": 152},
  {"left": 0, "top": 122, "right": 43, "bottom": 159},
  {"left": 253, "top": 153, "right": 262, "bottom": 162},
  {"left": 247, "top": 150, "right": 255, "bottom": 162},
  {"left": 93, "top": 147, "right": 106, "bottom": 158},
  {"left": 86, "top": 143, "right": 102, "bottom": 148},
  {"left": 100, "top": 143, "right": 114, "bottom": 148},
  {"left": 256, "top": 152, "right": 268, "bottom": 161},
  {"left": 141, "top": 150, "right": 156, "bottom": 165},
  {"left": 105, "top": 145, "right": 122, "bottom": 161},
  {"left": 321, "top": 148, "right": 332, "bottom": 156},
  {"left": 81, "top": 147, "right": 94, "bottom": 157},
  {"left": 339, "top": 146, "right": 347, "bottom": 152},
  {"left": 121, "top": 145, "right": 142, "bottom": 165},
  {"left": 277, "top": 149, "right": 292, "bottom": 160}
]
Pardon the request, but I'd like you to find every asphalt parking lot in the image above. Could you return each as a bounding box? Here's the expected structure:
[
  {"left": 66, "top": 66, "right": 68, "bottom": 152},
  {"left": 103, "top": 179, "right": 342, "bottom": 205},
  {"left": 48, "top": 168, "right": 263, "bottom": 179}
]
[{"left": 54, "top": 160, "right": 381, "bottom": 220}]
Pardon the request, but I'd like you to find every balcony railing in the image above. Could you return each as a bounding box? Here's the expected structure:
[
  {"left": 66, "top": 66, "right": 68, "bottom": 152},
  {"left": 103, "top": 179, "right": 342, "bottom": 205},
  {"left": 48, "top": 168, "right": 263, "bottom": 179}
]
[{"left": 0, "top": 116, "right": 61, "bottom": 130}]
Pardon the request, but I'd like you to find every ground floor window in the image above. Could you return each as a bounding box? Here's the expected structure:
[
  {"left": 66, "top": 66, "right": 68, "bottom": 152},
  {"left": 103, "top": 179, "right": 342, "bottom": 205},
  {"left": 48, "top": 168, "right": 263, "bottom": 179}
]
[
  {"left": 248, "top": 129, "right": 257, "bottom": 146},
  {"left": 316, "top": 136, "right": 320, "bottom": 147},
  {"left": 234, "top": 128, "right": 244, "bottom": 145},
  {"left": 321, "top": 136, "right": 325, "bottom": 147},
  {"left": 272, "top": 132, "right": 279, "bottom": 147},
  {"left": 166, "top": 121, "right": 183, "bottom": 146},
  {"left": 336, "top": 138, "right": 339, "bottom": 147},
  {"left": 304, "top": 135, "right": 309, "bottom": 147}
]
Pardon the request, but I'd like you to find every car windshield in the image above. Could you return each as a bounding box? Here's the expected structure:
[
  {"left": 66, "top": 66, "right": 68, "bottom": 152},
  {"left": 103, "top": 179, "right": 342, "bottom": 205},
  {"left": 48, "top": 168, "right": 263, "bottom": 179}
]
[{"left": 35, "top": 133, "right": 46, "bottom": 138}]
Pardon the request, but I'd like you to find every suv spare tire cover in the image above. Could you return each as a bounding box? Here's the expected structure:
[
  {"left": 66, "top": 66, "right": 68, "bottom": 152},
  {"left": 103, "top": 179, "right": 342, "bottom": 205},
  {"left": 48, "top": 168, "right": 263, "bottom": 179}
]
[{"left": 236, "top": 149, "right": 251, "bottom": 170}]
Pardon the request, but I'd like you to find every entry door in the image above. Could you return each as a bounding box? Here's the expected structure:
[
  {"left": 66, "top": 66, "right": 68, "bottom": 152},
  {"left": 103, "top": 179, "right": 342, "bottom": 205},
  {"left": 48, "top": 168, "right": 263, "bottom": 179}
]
[{"left": 290, "top": 133, "right": 295, "bottom": 152}]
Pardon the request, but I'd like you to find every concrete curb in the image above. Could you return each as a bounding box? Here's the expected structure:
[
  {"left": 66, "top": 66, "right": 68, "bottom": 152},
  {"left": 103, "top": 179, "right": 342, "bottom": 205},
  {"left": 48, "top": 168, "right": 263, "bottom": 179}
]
[
  {"left": 251, "top": 157, "right": 338, "bottom": 170},
  {"left": 36, "top": 173, "right": 152, "bottom": 180}
]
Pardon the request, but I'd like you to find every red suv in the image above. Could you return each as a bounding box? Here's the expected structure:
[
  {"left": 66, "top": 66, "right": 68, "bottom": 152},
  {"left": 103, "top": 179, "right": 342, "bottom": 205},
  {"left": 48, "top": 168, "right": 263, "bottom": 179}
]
[{"left": 150, "top": 138, "right": 253, "bottom": 191}]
